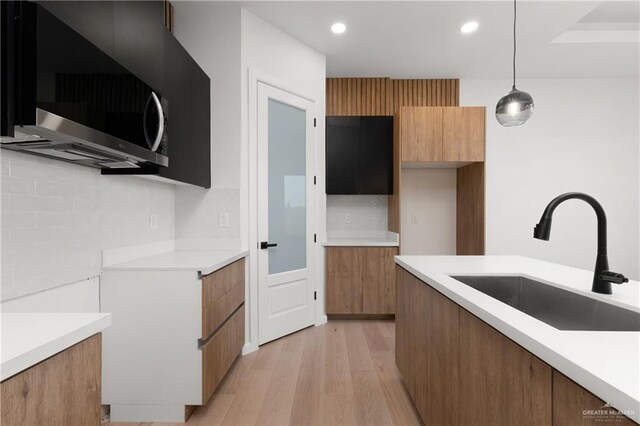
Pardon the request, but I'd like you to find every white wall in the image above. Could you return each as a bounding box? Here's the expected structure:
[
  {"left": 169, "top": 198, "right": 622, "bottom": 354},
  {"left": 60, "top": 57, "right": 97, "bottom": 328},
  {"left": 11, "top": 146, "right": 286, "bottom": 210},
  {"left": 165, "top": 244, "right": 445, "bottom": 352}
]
[
  {"left": 172, "top": 2, "right": 243, "bottom": 249},
  {"left": 400, "top": 168, "right": 457, "bottom": 255},
  {"left": 326, "top": 195, "right": 388, "bottom": 238},
  {"left": 0, "top": 150, "right": 175, "bottom": 301},
  {"left": 461, "top": 79, "right": 639, "bottom": 279},
  {"left": 240, "top": 8, "right": 327, "bottom": 349}
]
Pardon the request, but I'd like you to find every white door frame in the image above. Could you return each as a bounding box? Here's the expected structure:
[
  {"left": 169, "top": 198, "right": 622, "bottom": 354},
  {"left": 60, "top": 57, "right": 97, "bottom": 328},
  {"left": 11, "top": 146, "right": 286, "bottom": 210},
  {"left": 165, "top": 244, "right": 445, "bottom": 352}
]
[{"left": 246, "top": 69, "right": 327, "bottom": 352}]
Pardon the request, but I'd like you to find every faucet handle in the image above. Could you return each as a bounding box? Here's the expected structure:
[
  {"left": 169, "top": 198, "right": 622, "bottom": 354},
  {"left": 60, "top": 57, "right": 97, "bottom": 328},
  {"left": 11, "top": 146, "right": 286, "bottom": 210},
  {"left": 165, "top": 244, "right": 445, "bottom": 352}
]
[{"left": 599, "top": 270, "right": 629, "bottom": 285}]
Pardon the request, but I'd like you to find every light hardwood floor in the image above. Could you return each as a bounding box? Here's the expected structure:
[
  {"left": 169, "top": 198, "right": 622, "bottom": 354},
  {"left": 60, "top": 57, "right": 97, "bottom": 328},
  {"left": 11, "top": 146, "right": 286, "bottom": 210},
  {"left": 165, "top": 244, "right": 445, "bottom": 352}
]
[{"left": 110, "top": 320, "right": 422, "bottom": 426}]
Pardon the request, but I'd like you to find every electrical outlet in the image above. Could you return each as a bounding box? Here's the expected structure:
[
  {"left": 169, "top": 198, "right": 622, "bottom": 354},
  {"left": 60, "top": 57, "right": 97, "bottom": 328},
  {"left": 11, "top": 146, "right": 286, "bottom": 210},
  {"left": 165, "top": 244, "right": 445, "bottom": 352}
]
[
  {"left": 149, "top": 214, "right": 158, "bottom": 230},
  {"left": 411, "top": 214, "right": 418, "bottom": 225},
  {"left": 345, "top": 214, "right": 352, "bottom": 224},
  {"left": 219, "top": 213, "right": 230, "bottom": 228}
]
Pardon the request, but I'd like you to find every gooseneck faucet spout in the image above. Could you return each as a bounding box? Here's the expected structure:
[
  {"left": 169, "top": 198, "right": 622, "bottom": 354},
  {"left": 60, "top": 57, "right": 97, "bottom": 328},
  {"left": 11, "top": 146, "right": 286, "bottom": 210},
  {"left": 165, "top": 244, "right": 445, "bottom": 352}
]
[{"left": 533, "top": 192, "right": 628, "bottom": 295}]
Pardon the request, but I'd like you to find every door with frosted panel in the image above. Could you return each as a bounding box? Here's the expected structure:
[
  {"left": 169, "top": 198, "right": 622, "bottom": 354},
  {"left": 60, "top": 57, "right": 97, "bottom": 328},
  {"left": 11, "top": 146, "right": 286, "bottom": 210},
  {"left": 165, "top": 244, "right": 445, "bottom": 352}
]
[{"left": 257, "top": 82, "right": 316, "bottom": 345}]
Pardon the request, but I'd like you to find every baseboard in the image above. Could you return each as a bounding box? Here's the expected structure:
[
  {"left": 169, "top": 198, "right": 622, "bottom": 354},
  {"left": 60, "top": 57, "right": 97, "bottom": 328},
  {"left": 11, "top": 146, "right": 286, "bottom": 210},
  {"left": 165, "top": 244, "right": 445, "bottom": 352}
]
[
  {"left": 315, "top": 314, "right": 328, "bottom": 326},
  {"left": 241, "top": 341, "right": 258, "bottom": 355}
]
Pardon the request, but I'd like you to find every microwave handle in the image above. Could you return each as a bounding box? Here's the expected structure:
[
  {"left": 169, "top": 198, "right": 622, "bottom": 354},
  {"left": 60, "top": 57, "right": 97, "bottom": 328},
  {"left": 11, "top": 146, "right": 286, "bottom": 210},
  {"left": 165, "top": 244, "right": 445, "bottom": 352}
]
[{"left": 143, "top": 92, "right": 164, "bottom": 152}]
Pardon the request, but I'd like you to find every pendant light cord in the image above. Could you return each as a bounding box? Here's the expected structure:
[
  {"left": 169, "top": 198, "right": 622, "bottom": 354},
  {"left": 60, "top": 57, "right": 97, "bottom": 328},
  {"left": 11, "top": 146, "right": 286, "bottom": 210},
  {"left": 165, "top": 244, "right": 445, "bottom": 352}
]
[{"left": 512, "top": 0, "right": 517, "bottom": 90}]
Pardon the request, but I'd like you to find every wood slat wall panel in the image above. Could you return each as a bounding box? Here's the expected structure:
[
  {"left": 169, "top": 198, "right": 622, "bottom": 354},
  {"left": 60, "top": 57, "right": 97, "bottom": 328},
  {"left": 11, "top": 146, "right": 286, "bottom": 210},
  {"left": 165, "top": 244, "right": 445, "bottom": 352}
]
[{"left": 326, "top": 78, "right": 459, "bottom": 116}]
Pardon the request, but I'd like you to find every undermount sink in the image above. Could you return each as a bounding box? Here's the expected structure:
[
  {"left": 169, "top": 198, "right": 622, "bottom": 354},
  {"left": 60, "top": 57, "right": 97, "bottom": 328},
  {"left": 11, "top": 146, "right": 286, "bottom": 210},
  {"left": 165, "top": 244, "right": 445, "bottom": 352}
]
[{"left": 450, "top": 275, "right": 640, "bottom": 332}]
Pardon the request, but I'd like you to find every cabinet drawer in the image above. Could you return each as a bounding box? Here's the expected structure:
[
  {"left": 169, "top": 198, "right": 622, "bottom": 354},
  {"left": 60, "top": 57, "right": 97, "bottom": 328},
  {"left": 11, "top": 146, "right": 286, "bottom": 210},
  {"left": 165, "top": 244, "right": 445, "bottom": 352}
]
[
  {"left": 201, "top": 305, "right": 244, "bottom": 404},
  {"left": 202, "top": 279, "right": 244, "bottom": 340},
  {"left": 202, "top": 259, "right": 245, "bottom": 309}
]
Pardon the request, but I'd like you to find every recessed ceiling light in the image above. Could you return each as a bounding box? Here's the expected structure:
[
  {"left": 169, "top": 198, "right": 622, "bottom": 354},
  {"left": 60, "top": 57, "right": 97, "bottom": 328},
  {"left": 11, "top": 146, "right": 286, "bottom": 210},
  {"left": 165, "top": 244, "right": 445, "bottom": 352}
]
[
  {"left": 460, "top": 21, "right": 479, "bottom": 34},
  {"left": 331, "top": 22, "right": 347, "bottom": 34}
]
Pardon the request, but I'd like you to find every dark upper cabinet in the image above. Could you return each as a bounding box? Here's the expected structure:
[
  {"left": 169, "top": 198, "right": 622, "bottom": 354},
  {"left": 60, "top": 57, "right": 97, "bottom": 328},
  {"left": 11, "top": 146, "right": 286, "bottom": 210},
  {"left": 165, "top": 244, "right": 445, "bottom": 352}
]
[
  {"left": 326, "top": 117, "right": 360, "bottom": 194},
  {"left": 185, "top": 56, "right": 211, "bottom": 188},
  {"left": 41, "top": 1, "right": 164, "bottom": 91},
  {"left": 326, "top": 116, "right": 393, "bottom": 195},
  {"left": 113, "top": 1, "right": 164, "bottom": 91},
  {"left": 30, "top": 0, "right": 211, "bottom": 187},
  {"left": 158, "top": 32, "right": 210, "bottom": 188},
  {"left": 360, "top": 116, "right": 393, "bottom": 194},
  {"left": 39, "top": 1, "right": 115, "bottom": 57}
]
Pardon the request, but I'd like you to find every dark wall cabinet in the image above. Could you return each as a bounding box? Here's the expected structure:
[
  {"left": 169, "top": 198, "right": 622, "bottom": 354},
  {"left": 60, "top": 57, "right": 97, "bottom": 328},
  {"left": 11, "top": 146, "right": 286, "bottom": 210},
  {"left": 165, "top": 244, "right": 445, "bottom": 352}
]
[
  {"left": 29, "top": 1, "right": 211, "bottom": 187},
  {"left": 326, "top": 116, "right": 393, "bottom": 195},
  {"left": 159, "top": 32, "right": 210, "bottom": 187}
]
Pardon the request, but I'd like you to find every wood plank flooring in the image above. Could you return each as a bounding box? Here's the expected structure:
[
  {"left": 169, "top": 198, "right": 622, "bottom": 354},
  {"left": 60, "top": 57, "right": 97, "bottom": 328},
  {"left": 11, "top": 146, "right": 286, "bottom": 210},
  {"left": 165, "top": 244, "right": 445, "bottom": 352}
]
[{"left": 110, "top": 320, "right": 422, "bottom": 426}]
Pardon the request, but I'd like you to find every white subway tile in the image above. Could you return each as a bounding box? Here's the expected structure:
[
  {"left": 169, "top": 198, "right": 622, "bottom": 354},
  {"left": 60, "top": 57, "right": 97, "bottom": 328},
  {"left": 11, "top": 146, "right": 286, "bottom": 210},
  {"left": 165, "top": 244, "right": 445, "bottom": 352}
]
[
  {"left": 37, "top": 211, "right": 88, "bottom": 228},
  {"left": 1, "top": 176, "right": 35, "bottom": 195},
  {"left": 11, "top": 160, "right": 76, "bottom": 183},
  {"left": 2, "top": 150, "right": 176, "bottom": 301},
  {"left": 1, "top": 157, "right": 11, "bottom": 176},
  {"left": 35, "top": 180, "right": 77, "bottom": 197},
  {"left": 10, "top": 195, "right": 74, "bottom": 212},
  {"left": 1, "top": 264, "right": 13, "bottom": 286},
  {"left": 1, "top": 211, "right": 37, "bottom": 229},
  {"left": 13, "top": 260, "right": 41, "bottom": 281},
  {"left": 11, "top": 227, "right": 70, "bottom": 246},
  {"left": 1, "top": 193, "right": 11, "bottom": 211}
]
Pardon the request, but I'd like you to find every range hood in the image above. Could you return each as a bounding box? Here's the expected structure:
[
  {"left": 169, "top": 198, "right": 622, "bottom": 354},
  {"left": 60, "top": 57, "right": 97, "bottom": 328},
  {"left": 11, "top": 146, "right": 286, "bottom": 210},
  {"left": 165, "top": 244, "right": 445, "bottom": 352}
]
[
  {"left": 1, "top": 109, "right": 168, "bottom": 169},
  {"left": 1, "top": 2, "right": 169, "bottom": 171}
]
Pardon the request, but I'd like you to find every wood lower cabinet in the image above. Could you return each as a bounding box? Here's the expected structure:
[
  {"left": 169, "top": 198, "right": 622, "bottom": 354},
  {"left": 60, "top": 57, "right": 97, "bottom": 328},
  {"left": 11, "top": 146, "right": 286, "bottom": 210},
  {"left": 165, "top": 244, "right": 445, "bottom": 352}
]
[
  {"left": 459, "top": 309, "right": 552, "bottom": 426},
  {"left": 202, "top": 305, "right": 244, "bottom": 403},
  {"left": 1, "top": 334, "right": 102, "bottom": 426},
  {"left": 396, "top": 267, "right": 466, "bottom": 426},
  {"left": 326, "top": 246, "right": 398, "bottom": 315},
  {"left": 553, "top": 371, "right": 637, "bottom": 426},
  {"left": 396, "top": 266, "right": 637, "bottom": 426},
  {"left": 202, "top": 259, "right": 245, "bottom": 339}
]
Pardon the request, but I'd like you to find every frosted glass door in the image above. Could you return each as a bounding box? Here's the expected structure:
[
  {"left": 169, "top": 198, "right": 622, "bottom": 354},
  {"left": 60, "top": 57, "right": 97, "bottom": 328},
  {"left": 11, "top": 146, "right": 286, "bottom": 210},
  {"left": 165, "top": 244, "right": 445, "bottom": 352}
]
[
  {"left": 257, "top": 82, "right": 315, "bottom": 345},
  {"left": 267, "top": 99, "right": 306, "bottom": 275}
]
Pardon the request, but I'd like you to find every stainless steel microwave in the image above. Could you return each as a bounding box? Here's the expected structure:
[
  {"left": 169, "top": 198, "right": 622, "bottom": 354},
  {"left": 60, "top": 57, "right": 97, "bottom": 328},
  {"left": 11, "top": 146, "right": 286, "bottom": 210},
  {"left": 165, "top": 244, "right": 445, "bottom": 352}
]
[{"left": 0, "top": 2, "right": 169, "bottom": 170}]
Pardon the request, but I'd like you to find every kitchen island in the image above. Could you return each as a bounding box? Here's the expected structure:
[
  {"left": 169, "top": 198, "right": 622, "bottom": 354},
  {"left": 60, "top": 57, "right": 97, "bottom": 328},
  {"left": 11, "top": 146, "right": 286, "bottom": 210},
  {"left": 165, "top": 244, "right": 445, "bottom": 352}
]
[{"left": 395, "top": 255, "right": 639, "bottom": 425}]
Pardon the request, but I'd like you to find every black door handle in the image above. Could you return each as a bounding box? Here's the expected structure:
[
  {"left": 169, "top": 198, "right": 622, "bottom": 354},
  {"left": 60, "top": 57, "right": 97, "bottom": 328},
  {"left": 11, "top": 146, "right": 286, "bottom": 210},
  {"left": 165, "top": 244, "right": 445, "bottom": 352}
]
[{"left": 260, "top": 241, "right": 278, "bottom": 250}]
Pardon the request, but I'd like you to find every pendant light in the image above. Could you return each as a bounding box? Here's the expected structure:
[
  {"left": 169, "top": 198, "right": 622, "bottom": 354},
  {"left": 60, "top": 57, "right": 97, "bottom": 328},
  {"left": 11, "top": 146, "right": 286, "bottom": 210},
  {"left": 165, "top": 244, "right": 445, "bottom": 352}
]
[{"left": 495, "top": 0, "right": 534, "bottom": 127}]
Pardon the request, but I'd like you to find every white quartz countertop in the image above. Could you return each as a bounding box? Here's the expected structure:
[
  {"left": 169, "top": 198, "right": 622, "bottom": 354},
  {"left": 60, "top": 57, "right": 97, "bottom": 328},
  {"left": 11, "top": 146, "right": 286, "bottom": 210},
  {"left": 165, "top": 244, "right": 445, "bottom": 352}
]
[
  {"left": 394, "top": 255, "right": 640, "bottom": 423},
  {"left": 1, "top": 313, "right": 111, "bottom": 381},
  {"left": 102, "top": 249, "right": 248, "bottom": 276}
]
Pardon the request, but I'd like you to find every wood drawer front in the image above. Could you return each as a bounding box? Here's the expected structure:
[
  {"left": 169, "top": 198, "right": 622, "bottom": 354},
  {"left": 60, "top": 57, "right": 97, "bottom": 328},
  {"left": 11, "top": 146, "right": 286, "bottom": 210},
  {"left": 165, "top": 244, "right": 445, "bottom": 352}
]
[
  {"left": 202, "top": 258, "right": 245, "bottom": 308},
  {"left": 202, "top": 279, "right": 244, "bottom": 339},
  {"left": 202, "top": 305, "right": 244, "bottom": 404},
  {"left": 1, "top": 334, "right": 102, "bottom": 426}
]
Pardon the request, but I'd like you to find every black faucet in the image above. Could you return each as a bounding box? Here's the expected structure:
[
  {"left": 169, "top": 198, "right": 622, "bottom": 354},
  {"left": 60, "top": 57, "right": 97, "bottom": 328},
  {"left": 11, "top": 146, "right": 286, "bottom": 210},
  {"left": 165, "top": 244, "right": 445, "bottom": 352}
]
[{"left": 533, "top": 192, "right": 628, "bottom": 295}]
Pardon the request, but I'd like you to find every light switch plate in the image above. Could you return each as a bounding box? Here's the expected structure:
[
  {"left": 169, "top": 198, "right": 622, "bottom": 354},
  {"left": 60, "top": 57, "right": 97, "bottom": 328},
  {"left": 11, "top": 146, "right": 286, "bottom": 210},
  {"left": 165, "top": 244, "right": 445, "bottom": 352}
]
[
  {"left": 219, "top": 213, "right": 230, "bottom": 228},
  {"left": 345, "top": 214, "right": 352, "bottom": 224}
]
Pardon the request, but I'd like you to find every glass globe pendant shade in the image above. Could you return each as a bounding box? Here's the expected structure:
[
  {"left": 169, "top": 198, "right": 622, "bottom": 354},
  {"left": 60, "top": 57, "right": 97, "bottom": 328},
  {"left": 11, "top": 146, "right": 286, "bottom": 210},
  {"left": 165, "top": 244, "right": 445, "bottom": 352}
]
[{"left": 495, "top": 88, "right": 534, "bottom": 127}]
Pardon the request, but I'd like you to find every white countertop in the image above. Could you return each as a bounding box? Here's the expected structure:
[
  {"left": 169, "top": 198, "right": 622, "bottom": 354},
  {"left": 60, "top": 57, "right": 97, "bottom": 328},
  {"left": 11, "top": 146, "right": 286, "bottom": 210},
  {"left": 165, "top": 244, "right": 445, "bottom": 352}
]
[
  {"left": 102, "top": 249, "right": 248, "bottom": 276},
  {"left": 1, "top": 313, "right": 111, "bottom": 381},
  {"left": 394, "top": 255, "right": 640, "bottom": 423}
]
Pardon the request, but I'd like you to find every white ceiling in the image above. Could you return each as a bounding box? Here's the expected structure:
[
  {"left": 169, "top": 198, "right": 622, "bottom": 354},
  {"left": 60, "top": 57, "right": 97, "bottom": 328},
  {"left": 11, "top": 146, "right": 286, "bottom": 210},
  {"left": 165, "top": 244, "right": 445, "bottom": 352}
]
[{"left": 241, "top": 1, "right": 640, "bottom": 79}]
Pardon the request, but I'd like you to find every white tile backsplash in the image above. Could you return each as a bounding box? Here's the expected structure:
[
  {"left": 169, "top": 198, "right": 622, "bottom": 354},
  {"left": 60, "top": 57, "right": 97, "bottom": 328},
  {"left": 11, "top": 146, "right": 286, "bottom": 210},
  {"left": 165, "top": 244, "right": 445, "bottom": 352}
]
[
  {"left": 326, "top": 195, "right": 388, "bottom": 237},
  {"left": 0, "top": 150, "right": 175, "bottom": 301}
]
